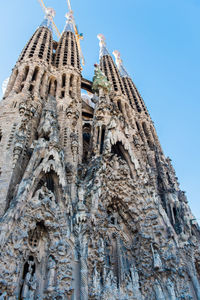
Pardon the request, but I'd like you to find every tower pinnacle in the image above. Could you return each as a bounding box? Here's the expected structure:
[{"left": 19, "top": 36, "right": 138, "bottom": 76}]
[
  {"left": 97, "top": 34, "right": 109, "bottom": 59},
  {"left": 0, "top": 4, "right": 199, "bottom": 300},
  {"left": 64, "top": 11, "right": 75, "bottom": 33},
  {"left": 40, "top": 7, "right": 56, "bottom": 33},
  {"left": 113, "top": 50, "right": 130, "bottom": 78}
]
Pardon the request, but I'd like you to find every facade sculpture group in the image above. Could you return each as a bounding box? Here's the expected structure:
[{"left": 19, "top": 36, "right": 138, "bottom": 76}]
[{"left": 0, "top": 7, "right": 199, "bottom": 300}]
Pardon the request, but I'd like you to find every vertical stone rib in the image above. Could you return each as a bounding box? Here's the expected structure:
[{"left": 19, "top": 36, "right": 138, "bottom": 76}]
[
  {"left": 13, "top": 66, "right": 25, "bottom": 93},
  {"left": 102, "top": 55, "right": 125, "bottom": 94},
  {"left": 22, "top": 68, "right": 34, "bottom": 92},
  {"left": 80, "top": 258, "right": 88, "bottom": 300},
  {"left": 18, "top": 32, "right": 35, "bottom": 62},
  {"left": 40, "top": 72, "right": 48, "bottom": 99},
  {"left": 67, "top": 32, "right": 72, "bottom": 66},
  {"left": 34, "top": 70, "right": 43, "bottom": 96},
  {"left": 55, "top": 35, "right": 63, "bottom": 68},
  {"left": 65, "top": 73, "right": 70, "bottom": 96},
  {"left": 100, "top": 56, "right": 114, "bottom": 91},
  {"left": 111, "top": 58, "right": 126, "bottom": 95},
  {"left": 75, "top": 41, "right": 81, "bottom": 70},
  {"left": 63, "top": 33, "right": 69, "bottom": 66},
  {"left": 4, "top": 69, "right": 18, "bottom": 98},
  {"left": 127, "top": 78, "right": 142, "bottom": 112},
  {"left": 28, "top": 28, "right": 43, "bottom": 58},
  {"left": 122, "top": 77, "right": 137, "bottom": 111}
]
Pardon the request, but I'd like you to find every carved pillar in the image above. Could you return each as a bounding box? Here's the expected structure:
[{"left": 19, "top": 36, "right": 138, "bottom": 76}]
[
  {"left": 56, "top": 74, "right": 62, "bottom": 99},
  {"left": 41, "top": 73, "right": 48, "bottom": 99},
  {"left": 80, "top": 234, "right": 88, "bottom": 300},
  {"left": 130, "top": 267, "right": 143, "bottom": 300},
  {"left": 77, "top": 76, "right": 81, "bottom": 99},
  {"left": 4, "top": 69, "right": 18, "bottom": 98},
  {"left": 154, "top": 280, "right": 165, "bottom": 300},
  {"left": 13, "top": 66, "right": 25, "bottom": 93},
  {"left": 72, "top": 75, "right": 77, "bottom": 98},
  {"left": 34, "top": 70, "right": 43, "bottom": 97},
  {"left": 121, "top": 102, "right": 127, "bottom": 120},
  {"left": 65, "top": 73, "right": 70, "bottom": 96},
  {"left": 50, "top": 79, "right": 55, "bottom": 96},
  {"left": 166, "top": 279, "right": 176, "bottom": 300},
  {"left": 187, "top": 267, "right": 200, "bottom": 300},
  {"left": 22, "top": 68, "right": 34, "bottom": 93}
]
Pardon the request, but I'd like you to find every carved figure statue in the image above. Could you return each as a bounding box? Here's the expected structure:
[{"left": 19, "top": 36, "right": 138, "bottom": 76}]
[
  {"left": 76, "top": 186, "right": 87, "bottom": 223},
  {"left": 21, "top": 261, "right": 35, "bottom": 299},
  {"left": 70, "top": 132, "right": 79, "bottom": 162},
  {"left": 154, "top": 279, "right": 165, "bottom": 300},
  {"left": 166, "top": 279, "right": 176, "bottom": 300},
  {"left": 130, "top": 267, "right": 143, "bottom": 299},
  {"left": 46, "top": 256, "right": 56, "bottom": 292},
  {"left": 102, "top": 269, "right": 118, "bottom": 300},
  {"left": 92, "top": 263, "right": 101, "bottom": 296},
  {"left": 153, "top": 249, "right": 162, "bottom": 270},
  {"left": 29, "top": 274, "right": 37, "bottom": 300}
]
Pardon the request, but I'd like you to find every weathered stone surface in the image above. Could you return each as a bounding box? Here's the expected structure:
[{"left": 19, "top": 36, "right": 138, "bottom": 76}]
[{"left": 0, "top": 17, "right": 199, "bottom": 300}]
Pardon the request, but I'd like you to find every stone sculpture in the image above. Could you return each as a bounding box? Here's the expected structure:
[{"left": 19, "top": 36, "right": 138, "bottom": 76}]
[{"left": 0, "top": 6, "right": 199, "bottom": 300}]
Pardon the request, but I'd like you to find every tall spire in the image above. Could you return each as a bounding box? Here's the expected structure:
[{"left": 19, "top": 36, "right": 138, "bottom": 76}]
[
  {"left": 40, "top": 7, "right": 56, "bottom": 33},
  {"left": 64, "top": 11, "right": 75, "bottom": 33},
  {"left": 97, "top": 34, "right": 109, "bottom": 59},
  {"left": 113, "top": 50, "right": 130, "bottom": 78}
]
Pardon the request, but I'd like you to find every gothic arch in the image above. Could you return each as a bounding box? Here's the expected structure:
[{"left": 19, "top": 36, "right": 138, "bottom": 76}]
[
  {"left": 111, "top": 141, "right": 136, "bottom": 178},
  {"left": 48, "top": 77, "right": 57, "bottom": 98},
  {"left": 33, "top": 170, "right": 62, "bottom": 203}
]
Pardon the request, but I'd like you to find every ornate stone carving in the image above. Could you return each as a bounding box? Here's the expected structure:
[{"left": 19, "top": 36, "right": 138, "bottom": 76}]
[
  {"left": 0, "top": 16, "right": 199, "bottom": 300},
  {"left": 92, "top": 64, "right": 111, "bottom": 95}
]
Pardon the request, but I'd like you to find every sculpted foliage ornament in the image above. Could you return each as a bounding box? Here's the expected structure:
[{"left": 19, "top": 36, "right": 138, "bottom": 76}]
[{"left": 92, "top": 64, "right": 111, "bottom": 95}]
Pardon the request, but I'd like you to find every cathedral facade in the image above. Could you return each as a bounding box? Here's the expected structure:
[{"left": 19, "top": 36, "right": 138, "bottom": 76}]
[{"left": 0, "top": 7, "right": 199, "bottom": 300}]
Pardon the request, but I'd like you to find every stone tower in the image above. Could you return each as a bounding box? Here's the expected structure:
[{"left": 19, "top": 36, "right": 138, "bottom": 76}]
[{"left": 0, "top": 6, "right": 199, "bottom": 300}]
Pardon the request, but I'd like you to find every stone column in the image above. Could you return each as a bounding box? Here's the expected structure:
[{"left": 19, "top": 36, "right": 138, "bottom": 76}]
[
  {"left": 154, "top": 280, "right": 165, "bottom": 300},
  {"left": 13, "top": 66, "right": 25, "bottom": 93},
  {"left": 65, "top": 73, "right": 70, "bottom": 96},
  {"left": 80, "top": 234, "right": 88, "bottom": 300},
  {"left": 41, "top": 72, "right": 49, "bottom": 99},
  {"left": 56, "top": 74, "right": 62, "bottom": 99},
  {"left": 22, "top": 68, "right": 34, "bottom": 93},
  {"left": 4, "top": 69, "right": 18, "bottom": 98},
  {"left": 188, "top": 267, "right": 200, "bottom": 300},
  {"left": 34, "top": 70, "right": 44, "bottom": 97}
]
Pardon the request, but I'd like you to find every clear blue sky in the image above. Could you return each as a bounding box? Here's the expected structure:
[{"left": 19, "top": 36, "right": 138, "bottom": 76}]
[{"left": 0, "top": 0, "right": 200, "bottom": 219}]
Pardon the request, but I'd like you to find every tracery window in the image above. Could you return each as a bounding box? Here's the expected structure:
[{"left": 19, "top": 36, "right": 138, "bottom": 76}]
[{"left": 28, "top": 228, "right": 40, "bottom": 250}]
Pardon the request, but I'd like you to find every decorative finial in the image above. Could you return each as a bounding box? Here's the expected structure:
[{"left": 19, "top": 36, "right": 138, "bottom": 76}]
[
  {"left": 92, "top": 63, "right": 111, "bottom": 95},
  {"left": 40, "top": 7, "right": 56, "bottom": 32},
  {"left": 113, "top": 50, "right": 130, "bottom": 78},
  {"left": 64, "top": 11, "right": 75, "bottom": 32},
  {"left": 97, "top": 34, "right": 109, "bottom": 59},
  {"left": 46, "top": 7, "right": 56, "bottom": 19}
]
